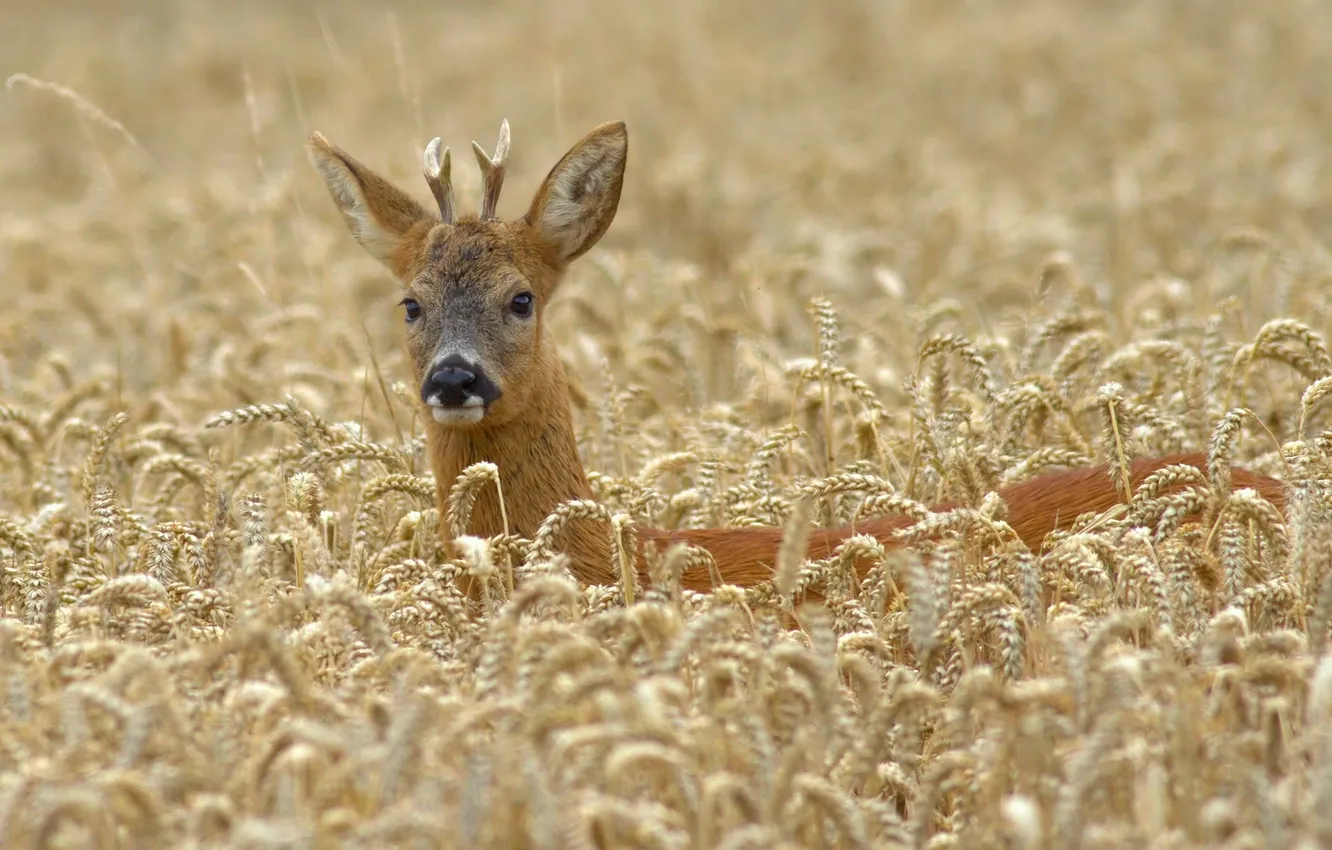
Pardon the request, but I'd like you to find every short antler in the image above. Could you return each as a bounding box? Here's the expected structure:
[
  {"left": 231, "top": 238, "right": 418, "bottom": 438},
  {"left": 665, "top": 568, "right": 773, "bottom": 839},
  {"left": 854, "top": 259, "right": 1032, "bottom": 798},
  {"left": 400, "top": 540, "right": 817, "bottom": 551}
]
[
  {"left": 472, "top": 119, "right": 510, "bottom": 220},
  {"left": 422, "top": 137, "right": 454, "bottom": 223}
]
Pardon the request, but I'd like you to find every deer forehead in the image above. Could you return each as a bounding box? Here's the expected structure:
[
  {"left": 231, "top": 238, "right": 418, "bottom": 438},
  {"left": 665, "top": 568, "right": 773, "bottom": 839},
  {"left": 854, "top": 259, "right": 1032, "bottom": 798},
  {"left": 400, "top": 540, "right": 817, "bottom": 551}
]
[{"left": 409, "top": 220, "right": 541, "bottom": 292}]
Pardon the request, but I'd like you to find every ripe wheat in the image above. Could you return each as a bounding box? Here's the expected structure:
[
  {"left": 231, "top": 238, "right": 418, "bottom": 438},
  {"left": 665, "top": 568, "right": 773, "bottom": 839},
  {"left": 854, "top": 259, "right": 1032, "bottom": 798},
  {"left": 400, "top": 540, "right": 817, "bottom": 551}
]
[{"left": 5, "top": 1, "right": 1332, "bottom": 847}]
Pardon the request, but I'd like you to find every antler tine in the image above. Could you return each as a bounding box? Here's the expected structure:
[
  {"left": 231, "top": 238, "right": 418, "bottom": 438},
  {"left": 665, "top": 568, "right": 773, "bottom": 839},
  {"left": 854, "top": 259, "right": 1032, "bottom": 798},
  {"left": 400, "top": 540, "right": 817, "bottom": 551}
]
[
  {"left": 471, "top": 118, "right": 510, "bottom": 220},
  {"left": 422, "top": 137, "right": 455, "bottom": 223}
]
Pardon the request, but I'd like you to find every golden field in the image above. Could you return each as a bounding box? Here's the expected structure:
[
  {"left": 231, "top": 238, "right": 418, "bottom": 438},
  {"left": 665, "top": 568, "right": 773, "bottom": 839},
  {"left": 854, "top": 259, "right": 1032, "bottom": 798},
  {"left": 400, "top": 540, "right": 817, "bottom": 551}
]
[{"left": 3, "top": 0, "right": 1332, "bottom": 846}]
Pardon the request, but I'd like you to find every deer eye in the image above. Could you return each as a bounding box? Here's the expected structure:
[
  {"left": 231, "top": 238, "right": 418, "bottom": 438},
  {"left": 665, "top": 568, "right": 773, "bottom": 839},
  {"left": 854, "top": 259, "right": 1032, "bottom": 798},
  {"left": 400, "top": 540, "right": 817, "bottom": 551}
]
[
  {"left": 510, "top": 291, "right": 534, "bottom": 318},
  {"left": 400, "top": 298, "right": 422, "bottom": 322}
]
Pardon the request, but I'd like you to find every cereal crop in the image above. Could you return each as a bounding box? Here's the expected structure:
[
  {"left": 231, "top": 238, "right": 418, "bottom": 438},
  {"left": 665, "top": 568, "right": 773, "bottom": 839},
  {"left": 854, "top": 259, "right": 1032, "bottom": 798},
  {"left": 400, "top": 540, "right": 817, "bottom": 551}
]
[{"left": 3, "top": 1, "right": 1332, "bottom": 847}]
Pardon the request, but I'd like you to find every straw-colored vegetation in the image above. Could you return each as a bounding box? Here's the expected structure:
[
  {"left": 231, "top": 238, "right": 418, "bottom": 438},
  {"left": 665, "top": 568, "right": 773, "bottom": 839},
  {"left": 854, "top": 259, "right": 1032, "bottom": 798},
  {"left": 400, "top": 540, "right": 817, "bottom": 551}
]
[{"left": 3, "top": 0, "right": 1332, "bottom": 846}]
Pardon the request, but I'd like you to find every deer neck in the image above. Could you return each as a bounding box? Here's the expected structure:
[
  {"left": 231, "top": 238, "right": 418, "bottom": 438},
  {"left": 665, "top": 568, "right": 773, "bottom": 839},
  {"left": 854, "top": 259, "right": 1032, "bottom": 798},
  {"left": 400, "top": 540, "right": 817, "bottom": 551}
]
[{"left": 426, "top": 359, "right": 617, "bottom": 584}]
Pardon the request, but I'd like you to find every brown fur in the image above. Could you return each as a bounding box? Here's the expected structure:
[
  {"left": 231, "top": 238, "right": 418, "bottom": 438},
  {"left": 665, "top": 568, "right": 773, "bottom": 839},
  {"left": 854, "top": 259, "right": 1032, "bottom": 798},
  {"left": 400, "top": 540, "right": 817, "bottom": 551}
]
[
  {"left": 308, "top": 121, "right": 628, "bottom": 585},
  {"left": 306, "top": 121, "right": 1289, "bottom": 599},
  {"left": 636, "top": 451, "right": 1288, "bottom": 593}
]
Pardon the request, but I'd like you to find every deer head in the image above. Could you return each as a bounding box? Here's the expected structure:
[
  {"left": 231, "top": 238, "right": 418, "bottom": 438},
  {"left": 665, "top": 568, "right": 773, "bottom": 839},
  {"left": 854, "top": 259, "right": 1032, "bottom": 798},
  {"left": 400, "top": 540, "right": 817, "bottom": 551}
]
[{"left": 306, "top": 120, "right": 628, "bottom": 429}]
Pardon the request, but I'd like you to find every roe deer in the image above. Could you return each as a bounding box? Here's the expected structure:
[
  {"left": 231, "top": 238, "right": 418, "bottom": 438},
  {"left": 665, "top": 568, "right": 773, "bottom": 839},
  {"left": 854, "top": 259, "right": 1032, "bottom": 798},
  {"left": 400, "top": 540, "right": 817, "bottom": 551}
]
[{"left": 306, "top": 119, "right": 1288, "bottom": 596}]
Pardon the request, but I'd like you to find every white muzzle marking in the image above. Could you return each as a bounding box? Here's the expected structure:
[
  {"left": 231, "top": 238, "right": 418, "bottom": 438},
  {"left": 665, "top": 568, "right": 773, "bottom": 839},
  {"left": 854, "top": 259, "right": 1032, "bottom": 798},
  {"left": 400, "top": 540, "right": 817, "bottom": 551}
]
[{"left": 426, "top": 393, "right": 486, "bottom": 425}]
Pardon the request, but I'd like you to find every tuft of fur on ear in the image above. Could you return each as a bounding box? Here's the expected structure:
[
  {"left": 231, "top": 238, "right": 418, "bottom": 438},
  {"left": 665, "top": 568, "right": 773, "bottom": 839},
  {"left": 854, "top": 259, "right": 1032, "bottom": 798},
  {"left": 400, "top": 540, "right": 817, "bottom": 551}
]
[
  {"left": 525, "top": 121, "right": 628, "bottom": 264},
  {"left": 306, "top": 132, "right": 435, "bottom": 271}
]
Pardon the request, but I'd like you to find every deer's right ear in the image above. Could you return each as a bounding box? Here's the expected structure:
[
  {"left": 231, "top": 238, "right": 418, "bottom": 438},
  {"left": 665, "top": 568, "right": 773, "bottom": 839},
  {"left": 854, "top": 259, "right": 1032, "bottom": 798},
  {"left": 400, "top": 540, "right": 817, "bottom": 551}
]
[{"left": 306, "top": 132, "right": 434, "bottom": 273}]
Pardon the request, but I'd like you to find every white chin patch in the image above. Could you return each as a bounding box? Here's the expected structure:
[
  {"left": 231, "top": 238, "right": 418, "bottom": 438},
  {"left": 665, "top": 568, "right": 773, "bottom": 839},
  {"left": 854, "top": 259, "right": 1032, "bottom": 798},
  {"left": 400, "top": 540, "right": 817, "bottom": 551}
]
[
  {"left": 431, "top": 407, "right": 486, "bottom": 425},
  {"left": 426, "top": 395, "right": 487, "bottom": 426}
]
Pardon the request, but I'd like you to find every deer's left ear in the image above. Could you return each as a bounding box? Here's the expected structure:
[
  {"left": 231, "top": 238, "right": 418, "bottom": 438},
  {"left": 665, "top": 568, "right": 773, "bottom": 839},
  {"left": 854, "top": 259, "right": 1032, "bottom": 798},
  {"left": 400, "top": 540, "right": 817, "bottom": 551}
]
[
  {"left": 524, "top": 121, "right": 628, "bottom": 264},
  {"left": 307, "top": 132, "right": 436, "bottom": 275}
]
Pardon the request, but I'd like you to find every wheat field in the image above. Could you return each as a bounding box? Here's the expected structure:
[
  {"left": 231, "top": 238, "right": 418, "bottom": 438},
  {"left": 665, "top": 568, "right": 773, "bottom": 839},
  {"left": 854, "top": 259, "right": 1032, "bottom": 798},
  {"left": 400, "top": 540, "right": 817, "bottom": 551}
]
[{"left": 3, "top": 0, "right": 1332, "bottom": 847}]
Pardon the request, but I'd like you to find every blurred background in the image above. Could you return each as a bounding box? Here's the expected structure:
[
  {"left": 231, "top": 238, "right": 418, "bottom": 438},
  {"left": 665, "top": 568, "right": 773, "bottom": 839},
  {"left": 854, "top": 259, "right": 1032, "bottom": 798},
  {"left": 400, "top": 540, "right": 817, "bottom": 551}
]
[{"left": 2, "top": 0, "right": 1330, "bottom": 446}]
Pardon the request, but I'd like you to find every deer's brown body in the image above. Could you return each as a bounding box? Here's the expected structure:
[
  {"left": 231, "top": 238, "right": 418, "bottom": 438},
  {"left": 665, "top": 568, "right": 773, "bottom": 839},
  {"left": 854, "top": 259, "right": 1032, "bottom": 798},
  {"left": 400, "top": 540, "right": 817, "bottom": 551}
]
[
  {"left": 637, "top": 452, "right": 1287, "bottom": 591},
  {"left": 307, "top": 120, "right": 1288, "bottom": 596}
]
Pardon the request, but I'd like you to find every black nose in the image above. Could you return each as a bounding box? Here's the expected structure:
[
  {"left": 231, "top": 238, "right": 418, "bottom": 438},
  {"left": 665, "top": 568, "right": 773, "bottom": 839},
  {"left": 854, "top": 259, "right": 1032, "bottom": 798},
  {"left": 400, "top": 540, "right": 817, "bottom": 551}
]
[
  {"left": 431, "top": 366, "right": 476, "bottom": 389},
  {"left": 421, "top": 354, "right": 501, "bottom": 408}
]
